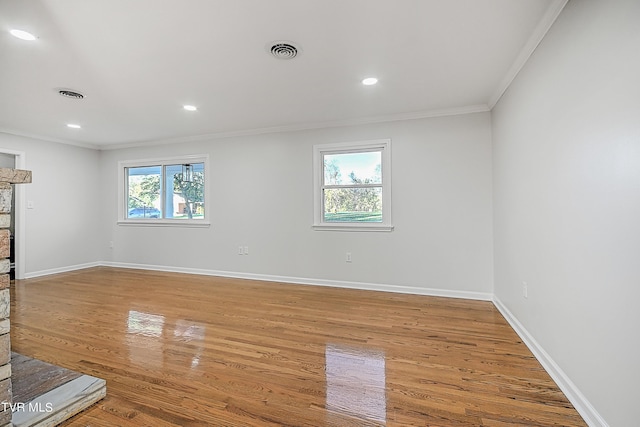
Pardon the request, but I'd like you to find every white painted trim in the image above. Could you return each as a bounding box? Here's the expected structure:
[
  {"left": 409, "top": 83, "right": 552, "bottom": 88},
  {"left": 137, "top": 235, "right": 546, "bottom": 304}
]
[
  {"left": 117, "top": 220, "right": 210, "bottom": 228},
  {"left": 3, "top": 105, "right": 490, "bottom": 151},
  {"left": 24, "top": 261, "right": 492, "bottom": 301},
  {"left": 311, "top": 224, "right": 394, "bottom": 232},
  {"left": 117, "top": 154, "right": 209, "bottom": 225},
  {"left": 492, "top": 297, "right": 608, "bottom": 427},
  {"left": 101, "top": 261, "right": 492, "bottom": 301},
  {"left": 23, "top": 262, "right": 102, "bottom": 279},
  {"left": 313, "top": 139, "right": 393, "bottom": 231},
  {"left": 99, "top": 104, "right": 491, "bottom": 151},
  {"left": 14, "top": 152, "right": 26, "bottom": 280},
  {"left": 0, "top": 127, "right": 100, "bottom": 150},
  {"left": 487, "top": 0, "right": 568, "bottom": 108}
]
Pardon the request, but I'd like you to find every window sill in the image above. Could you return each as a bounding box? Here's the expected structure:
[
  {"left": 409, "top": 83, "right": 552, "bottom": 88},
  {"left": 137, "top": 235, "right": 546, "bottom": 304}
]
[
  {"left": 118, "top": 220, "right": 211, "bottom": 228},
  {"left": 312, "top": 223, "right": 394, "bottom": 232}
]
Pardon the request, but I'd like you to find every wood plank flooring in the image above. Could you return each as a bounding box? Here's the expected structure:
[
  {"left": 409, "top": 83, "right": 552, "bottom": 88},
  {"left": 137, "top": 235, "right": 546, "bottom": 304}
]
[{"left": 11, "top": 267, "right": 586, "bottom": 426}]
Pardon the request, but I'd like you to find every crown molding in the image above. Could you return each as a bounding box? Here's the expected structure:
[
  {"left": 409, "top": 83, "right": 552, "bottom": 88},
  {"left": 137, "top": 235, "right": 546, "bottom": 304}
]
[
  {"left": 99, "top": 104, "right": 491, "bottom": 151},
  {"left": 488, "top": 0, "right": 568, "bottom": 108},
  {"left": 2, "top": 104, "right": 490, "bottom": 152},
  {"left": 0, "top": 128, "right": 100, "bottom": 150}
]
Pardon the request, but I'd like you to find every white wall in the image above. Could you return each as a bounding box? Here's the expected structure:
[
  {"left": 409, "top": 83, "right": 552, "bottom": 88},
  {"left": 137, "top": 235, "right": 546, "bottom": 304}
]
[
  {"left": 0, "top": 133, "right": 103, "bottom": 277},
  {"left": 100, "top": 113, "right": 494, "bottom": 297},
  {"left": 492, "top": 1, "right": 640, "bottom": 425},
  {"left": 0, "top": 154, "right": 14, "bottom": 168},
  {"left": 7, "top": 2, "right": 635, "bottom": 421}
]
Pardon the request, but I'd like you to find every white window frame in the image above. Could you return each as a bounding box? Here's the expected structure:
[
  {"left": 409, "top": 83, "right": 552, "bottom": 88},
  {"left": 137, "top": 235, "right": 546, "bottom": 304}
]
[
  {"left": 313, "top": 139, "right": 393, "bottom": 232},
  {"left": 118, "top": 154, "right": 210, "bottom": 228}
]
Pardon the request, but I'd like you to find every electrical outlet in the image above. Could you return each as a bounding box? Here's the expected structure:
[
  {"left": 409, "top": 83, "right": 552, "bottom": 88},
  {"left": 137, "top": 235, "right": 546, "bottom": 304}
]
[
  {"left": 244, "top": 246, "right": 249, "bottom": 255},
  {"left": 346, "top": 252, "right": 352, "bottom": 263}
]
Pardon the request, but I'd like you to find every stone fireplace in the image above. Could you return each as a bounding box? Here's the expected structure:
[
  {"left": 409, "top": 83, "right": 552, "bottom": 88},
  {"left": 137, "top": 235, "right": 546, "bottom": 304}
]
[{"left": 0, "top": 168, "right": 32, "bottom": 426}]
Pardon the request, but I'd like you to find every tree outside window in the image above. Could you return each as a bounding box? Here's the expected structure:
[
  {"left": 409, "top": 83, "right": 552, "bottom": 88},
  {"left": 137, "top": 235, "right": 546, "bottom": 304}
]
[
  {"left": 313, "top": 140, "right": 393, "bottom": 232},
  {"left": 323, "top": 151, "right": 382, "bottom": 222},
  {"left": 124, "top": 160, "right": 206, "bottom": 222}
]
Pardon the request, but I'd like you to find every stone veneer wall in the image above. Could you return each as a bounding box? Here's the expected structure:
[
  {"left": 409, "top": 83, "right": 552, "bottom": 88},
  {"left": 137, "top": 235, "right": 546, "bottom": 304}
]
[{"left": 0, "top": 168, "right": 32, "bottom": 426}]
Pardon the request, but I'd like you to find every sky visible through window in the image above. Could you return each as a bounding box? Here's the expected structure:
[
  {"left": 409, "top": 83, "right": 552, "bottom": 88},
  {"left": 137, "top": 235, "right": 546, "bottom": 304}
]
[
  {"left": 324, "top": 151, "right": 381, "bottom": 184},
  {"left": 323, "top": 150, "right": 383, "bottom": 222}
]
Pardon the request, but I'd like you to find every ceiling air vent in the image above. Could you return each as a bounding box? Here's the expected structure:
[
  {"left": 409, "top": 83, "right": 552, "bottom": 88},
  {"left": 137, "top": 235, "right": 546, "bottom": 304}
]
[
  {"left": 57, "top": 89, "right": 85, "bottom": 99},
  {"left": 269, "top": 42, "right": 300, "bottom": 60}
]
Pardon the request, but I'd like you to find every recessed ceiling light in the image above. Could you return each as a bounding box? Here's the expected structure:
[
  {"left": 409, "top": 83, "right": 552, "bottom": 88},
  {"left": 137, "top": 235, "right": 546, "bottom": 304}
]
[
  {"left": 67, "top": 123, "right": 81, "bottom": 129},
  {"left": 9, "top": 29, "right": 36, "bottom": 41},
  {"left": 362, "top": 77, "right": 378, "bottom": 86},
  {"left": 183, "top": 105, "right": 197, "bottom": 112}
]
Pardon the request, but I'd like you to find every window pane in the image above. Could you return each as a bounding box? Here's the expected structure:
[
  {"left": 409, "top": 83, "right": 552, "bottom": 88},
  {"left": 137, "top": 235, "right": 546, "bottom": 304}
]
[
  {"left": 166, "top": 163, "right": 205, "bottom": 220},
  {"left": 324, "top": 151, "right": 382, "bottom": 185},
  {"left": 324, "top": 188, "right": 382, "bottom": 222},
  {"left": 127, "top": 166, "right": 162, "bottom": 218}
]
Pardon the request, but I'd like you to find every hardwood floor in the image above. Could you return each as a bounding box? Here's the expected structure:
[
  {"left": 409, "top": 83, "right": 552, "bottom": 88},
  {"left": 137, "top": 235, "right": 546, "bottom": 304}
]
[{"left": 11, "top": 267, "right": 586, "bottom": 426}]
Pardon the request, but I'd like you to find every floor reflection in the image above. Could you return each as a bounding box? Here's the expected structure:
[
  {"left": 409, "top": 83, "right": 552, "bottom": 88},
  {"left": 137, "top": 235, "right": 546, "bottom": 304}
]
[
  {"left": 174, "top": 319, "right": 206, "bottom": 369},
  {"left": 325, "top": 343, "right": 386, "bottom": 424},
  {"left": 173, "top": 319, "right": 206, "bottom": 342},
  {"left": 127, "top": 310, "right": 165, "bottom": 337},
  {"left": 126, "top": 310, "right": 166, "bottom": 368},
  {"left": 125, "top": 311, "right": 209, "bottom": 372}
]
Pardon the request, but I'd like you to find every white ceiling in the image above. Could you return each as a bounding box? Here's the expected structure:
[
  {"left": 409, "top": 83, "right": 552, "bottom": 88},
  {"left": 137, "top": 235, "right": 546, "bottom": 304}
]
[{"left": 0, "top": 0, "right": 566, "bottom": 149}]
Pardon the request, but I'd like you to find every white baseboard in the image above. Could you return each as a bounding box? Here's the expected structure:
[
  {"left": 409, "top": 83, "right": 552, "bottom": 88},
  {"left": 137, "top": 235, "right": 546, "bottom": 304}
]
[
  {"left": 492, "top": 297, "right": 608, "bottom": 427},
  {"left": 99, "top": 261, "right": 492, "bottom": 301},
  {"left": 23, "top": 262, "right": 102, "bottom": 279}
]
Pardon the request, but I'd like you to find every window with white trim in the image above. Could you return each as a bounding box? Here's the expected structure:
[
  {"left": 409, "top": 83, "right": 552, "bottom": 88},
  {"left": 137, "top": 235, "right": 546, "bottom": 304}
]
[
  {"left": 313, "top": 139, "right": 393, "bottom": 231},
  {"left": 118, "top": 155, "right": 209, "bottom": 227}
]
